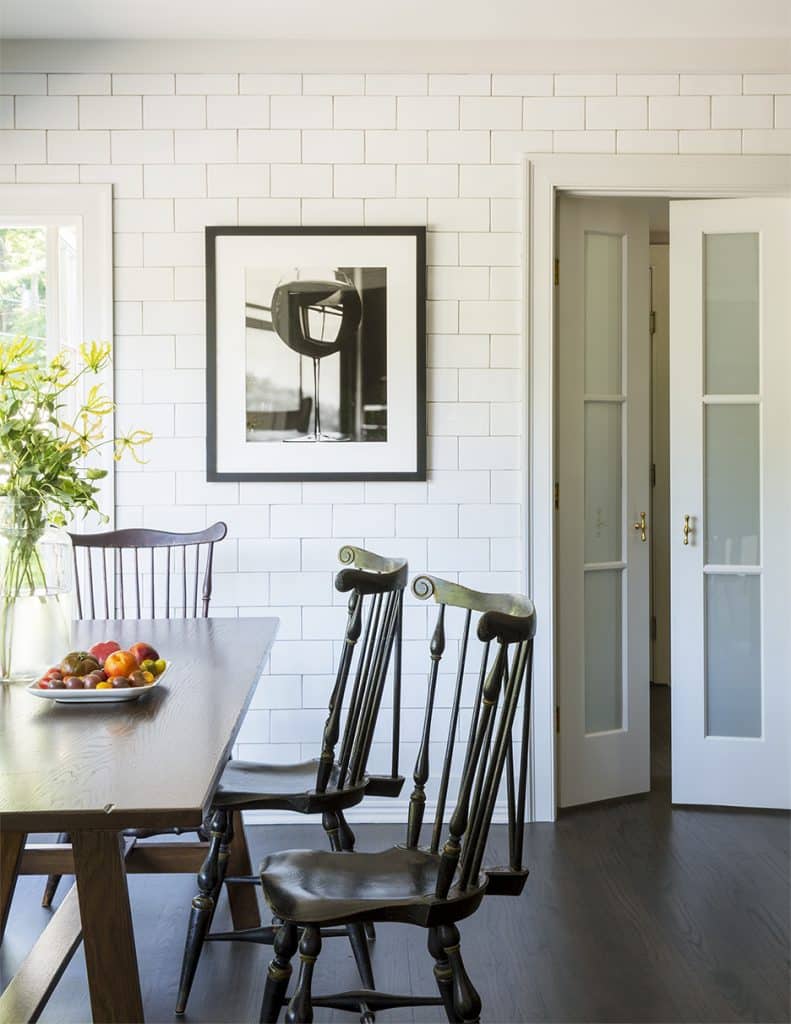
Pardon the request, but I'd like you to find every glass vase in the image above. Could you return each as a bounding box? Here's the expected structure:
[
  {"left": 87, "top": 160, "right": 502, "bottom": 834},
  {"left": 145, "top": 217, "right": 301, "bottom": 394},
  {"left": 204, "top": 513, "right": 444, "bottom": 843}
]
[{"left": 0, "top": 497, "right": 72, "bottom": 684}]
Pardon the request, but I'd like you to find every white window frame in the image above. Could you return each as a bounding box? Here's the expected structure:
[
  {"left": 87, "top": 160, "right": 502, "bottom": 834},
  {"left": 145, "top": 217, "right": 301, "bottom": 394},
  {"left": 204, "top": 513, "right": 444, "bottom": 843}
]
[{"left": 0, "top": 183, "right": 114, "bottom": 527}]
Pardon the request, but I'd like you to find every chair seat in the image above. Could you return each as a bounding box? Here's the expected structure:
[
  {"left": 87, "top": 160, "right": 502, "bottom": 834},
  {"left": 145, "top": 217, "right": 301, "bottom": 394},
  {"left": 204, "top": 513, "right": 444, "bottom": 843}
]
[
  {"left": 259, "top": 846, "right": 485, "bottom": 928},
  {"left": 213, "top": 758, "right": 366, "bottom": 814}
]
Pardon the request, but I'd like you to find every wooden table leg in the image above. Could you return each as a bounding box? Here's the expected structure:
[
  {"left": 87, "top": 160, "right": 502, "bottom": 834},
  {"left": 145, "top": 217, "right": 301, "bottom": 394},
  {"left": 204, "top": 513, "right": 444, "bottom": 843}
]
[
  {"left": 225, "top": 810, "right": 261, "bottom": 930},
  {"left": 0, "top": 828, "right": 26, "bottom": 943},
  {"left": 71, "top": 830, "right": 144, "bottom": 1024}
]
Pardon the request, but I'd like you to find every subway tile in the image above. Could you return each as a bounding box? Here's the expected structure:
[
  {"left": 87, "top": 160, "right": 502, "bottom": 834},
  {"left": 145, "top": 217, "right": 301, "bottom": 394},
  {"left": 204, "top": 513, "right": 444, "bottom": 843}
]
[
  {"left": 459, "top": 300, "right": 519, "bottom": 334},
  {"left": 333, "top": 164, "right": 394, "bottom": 197},
  {"left": 366, "top": 75, "right": 428, "bottom": 95},
  {"left": 238, "top": 129, "right": 301, "bottom": 163},
  {"left": 174, "top": 266, "right": 204, "bottom": 300},
  {"left": 743, "top": 74, "right": 791, "bottom": 94},
  {"left": 553, "top": 130, "right": 615, "bottom": 153},
  {"left": 490, "top": 334, "right": 521, "bottom": 368},
  {"left": 492, "top": 75, "right": 553, "bottom": 96},
  {"left": 332, "top": 504, "right": 395, "bottom": 537},
  {"left": 114, "top": 269, "right": 174, "bottom": 302},
  {"left": 586, "top": 96, "right": 646, "bottom": 129},
  {"left": 429, "top": 74, "right": 491, "bottom": 96},
  {"left": 175, "top": 471, "right": 238, "bottom": 505},
  {"left": 459, "top": 164, "right": 519, "bottom": 198},
  {"left": 397, "top": 164, "right": 458, "bottom": 197},
  {"left": 271, "top": 95, "right": 332, "bottom": 129},
  {"left": 680, "top": 74, "right": 741, "bottom": 95},
  {"left": 426, "top": 232, "right": 459, "bottom": 266},
  {"left": 304, "top": 74, "right": 364, "bottom": 95},
  {"left": 143, "top": 95, "right": 205, "bottom": 129},
  {"left": 742, "top": 129, "right": 791, "bottom": 153},
  {"left": 239, "top": 198, "right": 299, "bottom": 223},
  {"left": 175, "top": 335, "right": 206, "bottom": 368},
  {"left": 428, "top": 197, "right": 489, "bottom": 231},
  {"left": 427, "top": 470, "right": 490, "bottom": 503},
  {"left": 15, "top": 95, "right": 77, "bottom": 128},
  {"left": 428, "top": 402, "right": 489, "bottom": 435},
  {"left": 396, "top": 504, "right": 458, "bottom": 537},
  {"left": 49, "top": 73, "right": 110, "bottom": 95},
  {"left": 334, "top": 96, "right": 395, "bottom": 129},
  {"left": 459, "top": 231, "right": 520, "bottom": 266},
  {"left": 427, "top": 367, "right": 458, "bottom": 401},
  {"left": 398, "top": 96, "right": 458, "bottom": 130},
  {"left": 555, "top": 74, "right": 616, "bottom": 96},
  {"left": 711, "top": 94, "right": 773, "bottom": 129},
  {"left": 427, "top": 333, "right": 489, "bottom": 368},
  {"left": 240, "top": 74, "right": 301, "bottom": 95},
  {"left": 0, "top": 131, "right": 45, "bottom": 162},
  {"left": 174, "top": 197, "right": 237, "bottom": 231},
  {"left": 459, "top": 367, "right": 520, "bottom": 402},
  {"left": 523, "top": 97, "right": 584, "bottom": 130},
  {"left": 491, "top": 470, "right": 521, "bottom": 503},
  {"left": 426, "top": 301, "right": 458, "bottom": 333},
  {"left": 302, "top": 130, "right": 364, "bottom": 163},
  {"left": 175, "top": 129, "right": 237, "bottom": 162},
  {"left": 114, "top": 198, "right": 174, "bottom": 232},
  {"left": 207, "top": 95, "right": 269, "bottom": 128},
  {"left": 458, "top": 437, "right": 520, "bottom": 471},
  {"left": 364, "top": 197, "right": 426, "bottom": 225},
  {"left": 113, "top": 232, "right": 143, "bottom": 266},
  {"left": 113, "top": 74, "right": 175, "bottom": 95},
  {"left": 428, "top": 266, "right": 488, "bottom": 300},
  {"left": 365, "top": 129, "right": 427, "bottom": 163},
  {"left": 617, "top": 74, "right": 678, "bottom": 95},
  {"left": 491, "top": 401, "right": 521, "bottom": 434},
  {"left": 0, "top": 97, "right": 11, "bottom": 129},
  {"left": 270, "top": 572, "right": 334, "bottom": 605},
  {"left": 617, "top": 130, "right": 678, "bottom": 153},
  {"left": 490, "top": 130, "right": 552, "bottom": 162},
  {"left": 427, "top": 130, "right": 489, "bottom": 163},
  {"left": 143, "top": 231, "right": 203, "bottom": 266},
  {"left": 111, "top": 129, "right": 173, "bottom": 163},
  {"left": 363, "top": 480, "right": 427, "bottom": 504},
  {"left": 174, "top": 402, "right": 206, "bottom": 434},
  {"left": 649, "top": 95, "right": 709, "bottom": 129},
  {"left": 176, "top": 74, "right": 238, "bottom": 95},
  {"left": 271, "top": 505, "right": 332, "bottom": 538},
  {"left": 460, "top": 96, "right": 521, "bottom": 130},
  {"left": 301, "top": 198, "right": 364, "bottom": 225},
  {"left": 270, "top": 163, "right": 332, "bottom": 197},
  {"left": 490, "top": 198, "right": 521, "bottom": 232},
  {"left": 0, "top": 74, "right": 46, "bottom": 94},
  {"left": 427, "top": 537, "right": 489, "bottom": 571},
  {"left": 144, "top": 164, "right": 205, "bottom": 198},
  {"left": 80, "top": 96, "right": 141, "bottom": 129},
  {"left": 490, "top": 268, "right": 519, "bottom": 300},
  {"left": 302, "top": 481, "right": 365, "bottom": 505},
  {"left": 776, "top": 96, "right": 791, "bottom": 128},
  {"left": 142, "top": 301, "right": 204, "bottom": 336},
  {"left": 207, "top": 163, "right": 270, "bottom": 197},
  {"left": 17, "top": 164, "right": 77, "bottom": 182},
  {"left": 47, "top": 130, "right": 110, "bottom": 163},
  {"left": 678, "top": 130, "right": 741, "bottom": 154}
]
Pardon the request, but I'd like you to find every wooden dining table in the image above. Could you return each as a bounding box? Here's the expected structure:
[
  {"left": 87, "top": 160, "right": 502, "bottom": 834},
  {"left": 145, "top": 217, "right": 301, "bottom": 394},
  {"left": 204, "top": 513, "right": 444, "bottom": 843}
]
[{"left": 0, "top": 616, "right": 278, "bottom": 1024}]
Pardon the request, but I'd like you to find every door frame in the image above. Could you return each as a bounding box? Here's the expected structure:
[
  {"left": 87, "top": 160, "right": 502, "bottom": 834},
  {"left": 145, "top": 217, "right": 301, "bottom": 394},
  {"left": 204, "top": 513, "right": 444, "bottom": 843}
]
[{"left": 520, "top": 154, "right": 791, "bottom": 822}]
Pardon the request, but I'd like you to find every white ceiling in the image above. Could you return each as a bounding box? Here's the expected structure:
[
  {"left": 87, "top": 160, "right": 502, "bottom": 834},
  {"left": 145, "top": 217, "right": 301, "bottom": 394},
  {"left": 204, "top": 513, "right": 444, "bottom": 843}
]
[{"left": 1, "top": 0, "right": 789, "bottom": 40}]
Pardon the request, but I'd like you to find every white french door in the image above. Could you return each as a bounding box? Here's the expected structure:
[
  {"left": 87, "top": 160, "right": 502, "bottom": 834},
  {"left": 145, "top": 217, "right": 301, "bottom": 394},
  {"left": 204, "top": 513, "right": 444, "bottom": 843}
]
[
  {"left": 557, "top": 197, "right": 651, "bottom": 807},
  {"left": 670, "top": 198, "right": 791, "bottom": 809}
]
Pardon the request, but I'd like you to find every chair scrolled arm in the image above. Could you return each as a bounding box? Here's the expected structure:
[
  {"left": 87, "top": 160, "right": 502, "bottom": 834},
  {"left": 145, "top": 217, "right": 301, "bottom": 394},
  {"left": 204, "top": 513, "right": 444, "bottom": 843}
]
[
  {"left": 412, "top": 573, "right": 535, "bottom": 624},
  {"left": 335, "top": 546, "right": 408, "bottom": 595}
]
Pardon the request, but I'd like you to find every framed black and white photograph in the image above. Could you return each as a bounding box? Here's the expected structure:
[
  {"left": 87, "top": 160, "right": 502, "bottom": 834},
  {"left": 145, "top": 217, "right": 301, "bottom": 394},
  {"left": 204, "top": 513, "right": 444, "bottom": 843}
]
[{"left": 206, "top": 226, "right": 426, "bottom": 481}]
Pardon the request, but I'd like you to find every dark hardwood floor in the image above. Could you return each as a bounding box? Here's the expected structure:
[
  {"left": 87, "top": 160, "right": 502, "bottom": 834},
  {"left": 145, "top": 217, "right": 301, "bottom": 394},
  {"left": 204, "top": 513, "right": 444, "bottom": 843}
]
[{"left": 2, "top": 687, "right": 788, "bottom": 1023}]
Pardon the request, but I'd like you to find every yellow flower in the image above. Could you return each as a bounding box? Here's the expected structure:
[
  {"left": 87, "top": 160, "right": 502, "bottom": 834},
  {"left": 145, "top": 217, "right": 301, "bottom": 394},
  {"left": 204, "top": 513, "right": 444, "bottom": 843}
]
[
  {"left": 61, "top": 413, "right": 105, "bottom": 455},
  {"left": 0, "top": 336, "right": 38, "bottom": 385},
  {"left": 82, "top": 384, "right": 114, "bottom": 418},
  {"left": 79, "top": 340, "right": 111, "bottom": 372},
  {"left": 114, "top": 429, "right": 153, "bottom": 465}
]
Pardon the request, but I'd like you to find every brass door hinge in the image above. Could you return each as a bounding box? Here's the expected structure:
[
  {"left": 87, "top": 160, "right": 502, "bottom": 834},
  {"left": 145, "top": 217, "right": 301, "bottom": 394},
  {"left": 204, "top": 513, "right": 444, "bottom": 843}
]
[
  {"left": 554, "top": 482, "right": 559, "bottom": 509},
  {"left": 554, "top": 258, "right": 559, "bottom": 286}
]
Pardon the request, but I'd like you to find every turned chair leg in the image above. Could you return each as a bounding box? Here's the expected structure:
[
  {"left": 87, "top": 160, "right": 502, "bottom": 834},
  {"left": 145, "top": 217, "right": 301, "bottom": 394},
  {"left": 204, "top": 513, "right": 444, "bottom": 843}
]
[
  {"left": 259, "top": 921, "right": 299, "bottom": 1023},
  {"left": 285, "top": 925, "right": 321, "bottom": 1024},
  {"left": 175, "top": 809, "right": 228, "bottom": 1014},
  {"left": 41, "top": 831, "right": 70, "bottom": 908},
  {"left": 321, "top": 811, "right": 375, "bottom": 990},
  {"left": 428, "top": 926, "right": 461, "bottom": 1023},
  {"left": 439, "top": 924, "right": 481, "bottom": 1024}
]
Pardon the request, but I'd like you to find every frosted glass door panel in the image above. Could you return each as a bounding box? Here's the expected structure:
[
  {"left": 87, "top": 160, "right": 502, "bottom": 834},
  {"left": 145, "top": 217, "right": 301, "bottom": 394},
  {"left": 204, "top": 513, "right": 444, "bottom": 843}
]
[
  {"left": 704, "top": 233, "right": 759, "bottom": 395},
  {"left": 584, "top": 232, "right": 622, "bottom": 395},
  {"left": 705, "top": 404, "right": 760, "bottom": 565},
  {"left": 584, "top": 402, "right": 622, "bottom": 563},
  {"left": 584, "top": 569, "right": 623, "bottom": 734},
  {"left": 706, "top": 573, "right": 761, "bottom": 737}
]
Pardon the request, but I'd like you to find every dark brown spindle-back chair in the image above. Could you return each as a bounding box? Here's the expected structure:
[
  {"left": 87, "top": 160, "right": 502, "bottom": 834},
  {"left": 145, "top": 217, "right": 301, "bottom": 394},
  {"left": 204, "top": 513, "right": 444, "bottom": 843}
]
[
  {"left": 41, "top": 522, "right": 228, "bottom": 909},
  {"left": 256, "top": 574, "right": 536, "bottom": 1024},
  {"left": 175, "top": 545, "right": 407, "bottom": 1016}
]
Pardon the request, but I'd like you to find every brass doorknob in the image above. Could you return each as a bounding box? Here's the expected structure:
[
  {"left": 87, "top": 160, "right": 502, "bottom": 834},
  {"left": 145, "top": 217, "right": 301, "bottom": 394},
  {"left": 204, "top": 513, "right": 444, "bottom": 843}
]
[{"left": 633, "top": 512, "right": 647, "bottom": 543}]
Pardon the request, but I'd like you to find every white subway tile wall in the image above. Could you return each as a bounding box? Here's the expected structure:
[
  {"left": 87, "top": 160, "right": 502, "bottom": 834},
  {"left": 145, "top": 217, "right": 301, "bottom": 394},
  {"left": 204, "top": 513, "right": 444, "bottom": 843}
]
[{"left": 1, "top": 69, "right": 787, "bottom": 779}]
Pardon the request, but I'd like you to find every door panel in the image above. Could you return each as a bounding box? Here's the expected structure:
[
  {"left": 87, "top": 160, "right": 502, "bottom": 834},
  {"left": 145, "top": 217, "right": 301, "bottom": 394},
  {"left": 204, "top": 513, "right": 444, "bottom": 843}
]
[
  {"left": 557, "top": 196, "right": 651, "bottom": 808},
  {"left": 670, "top": 198, "right": 790, "bottom": 809}
]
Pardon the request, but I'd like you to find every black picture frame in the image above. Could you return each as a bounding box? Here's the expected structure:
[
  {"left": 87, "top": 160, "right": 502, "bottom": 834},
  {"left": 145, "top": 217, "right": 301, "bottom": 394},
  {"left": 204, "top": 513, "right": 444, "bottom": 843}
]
[{"left": 206, "top": 225, "right": 426, "bottom": 482}]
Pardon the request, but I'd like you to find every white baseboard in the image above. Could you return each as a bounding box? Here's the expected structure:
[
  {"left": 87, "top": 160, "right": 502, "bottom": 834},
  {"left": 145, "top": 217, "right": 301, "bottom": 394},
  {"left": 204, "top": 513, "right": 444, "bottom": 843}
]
[{"left": 242, "top": 799, "right": 511, "bottom": 827}]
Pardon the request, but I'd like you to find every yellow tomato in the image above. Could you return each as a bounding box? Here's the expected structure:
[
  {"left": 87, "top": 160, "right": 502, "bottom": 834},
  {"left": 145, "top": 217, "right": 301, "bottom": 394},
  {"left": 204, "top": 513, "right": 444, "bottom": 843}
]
[{"left": 96, "top": 681, "right": 113, "bottom": 690}]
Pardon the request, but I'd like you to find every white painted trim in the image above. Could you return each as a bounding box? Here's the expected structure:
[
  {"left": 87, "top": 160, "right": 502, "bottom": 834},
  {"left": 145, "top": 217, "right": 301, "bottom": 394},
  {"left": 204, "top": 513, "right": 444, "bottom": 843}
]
[
  {"left": 520, "top": 154, "right": 791, "bottom": 822},
  {"left": 0, "top": 37, "right": 789, "bottom": 73},
  {"left": 0, "top": 184, "right": 115, "bottom": 526}
]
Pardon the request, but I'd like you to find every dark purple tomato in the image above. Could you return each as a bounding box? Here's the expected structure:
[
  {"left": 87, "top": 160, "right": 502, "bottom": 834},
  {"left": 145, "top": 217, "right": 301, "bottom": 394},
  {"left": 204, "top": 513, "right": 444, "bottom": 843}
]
[
  {"left": 65, "top": 676, "right": 85, "bottom": 689},
  {"left": 111, "top": 675, "right": 131, "bottom": 689}
]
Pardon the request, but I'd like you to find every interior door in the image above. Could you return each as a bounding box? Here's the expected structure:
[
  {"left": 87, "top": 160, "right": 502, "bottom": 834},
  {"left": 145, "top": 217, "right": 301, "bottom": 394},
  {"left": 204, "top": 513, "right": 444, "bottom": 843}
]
[
  {"left": 557, "top": 196, "right": 651, "bottom": 807},
  {"left": 670, "top": 198, "right": 791, "bottom": 809}
]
